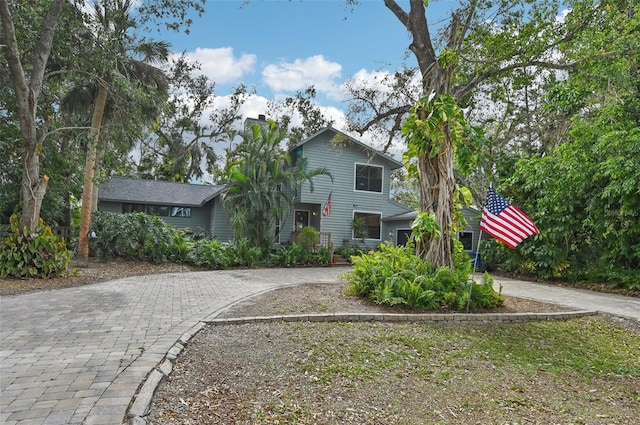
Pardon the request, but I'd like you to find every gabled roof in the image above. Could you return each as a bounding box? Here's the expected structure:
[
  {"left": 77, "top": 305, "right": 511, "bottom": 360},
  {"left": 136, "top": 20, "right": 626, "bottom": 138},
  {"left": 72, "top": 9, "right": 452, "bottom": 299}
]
[
  {"left": 98, "top": 177, "right": 224, "bottom": 207},
  {"left": 292, "top": 126, "right": 404, "bottom": 169}
]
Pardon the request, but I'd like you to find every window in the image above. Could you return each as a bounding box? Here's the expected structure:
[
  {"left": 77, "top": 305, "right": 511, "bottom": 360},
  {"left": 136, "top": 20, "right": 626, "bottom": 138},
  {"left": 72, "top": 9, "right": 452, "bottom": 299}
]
[
  {"left": 355, "top": 164, "right": 383, "bottom": 193},
  {"left": 274, "top": 219, "right": 281, "bottom": 243},
  {"left": 354, "top": 212, "right": 381, "bottom": 240},
  {"left": 147, "top": 205, "right": 169, "bottom": 216},
  {"left": 123, "top": 204, "right": 173, "bottom": 216},
  {"left": 458, "top": 232, "right": 473, "bottom": 251},
  {"left": 122, "top": 203, "right": 145, "bottom": 213},
  {"left": 171, "top": 207, "right": 192, "bottom": 218}
]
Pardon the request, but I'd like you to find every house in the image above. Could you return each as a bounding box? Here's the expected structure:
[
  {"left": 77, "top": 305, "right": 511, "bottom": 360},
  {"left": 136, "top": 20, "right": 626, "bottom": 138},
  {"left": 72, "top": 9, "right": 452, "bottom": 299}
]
[
  {"left": 97, "top": 178, "right": 229, "bottom": 237},
  {"left": 97, "top": 123, "right": 481, "bottom": 252}
]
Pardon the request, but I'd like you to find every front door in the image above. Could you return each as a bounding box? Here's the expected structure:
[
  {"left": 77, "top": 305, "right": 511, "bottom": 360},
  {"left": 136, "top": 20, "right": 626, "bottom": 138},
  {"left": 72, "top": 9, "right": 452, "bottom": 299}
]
[
  {"left": 397, "top": 229, "right": 411, "bottom": 246},
  {"left": 294, "top": 210, "right": 310, "bottom": 230}
]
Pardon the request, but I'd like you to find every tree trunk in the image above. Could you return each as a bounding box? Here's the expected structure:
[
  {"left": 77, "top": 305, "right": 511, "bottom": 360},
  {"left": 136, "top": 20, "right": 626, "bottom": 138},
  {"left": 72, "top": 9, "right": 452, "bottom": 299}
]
[
  {"left": 1, "top": 0, "right": 65, "bottom": 231},
  {"left": 416, "top": 142, "right": 456, "bottom": 268},
  {"left": 77, "top": 83, "right": 108, "bottom": 264},
  {"left": 385, "top": 0, "right": 458, "bottom": 268}
]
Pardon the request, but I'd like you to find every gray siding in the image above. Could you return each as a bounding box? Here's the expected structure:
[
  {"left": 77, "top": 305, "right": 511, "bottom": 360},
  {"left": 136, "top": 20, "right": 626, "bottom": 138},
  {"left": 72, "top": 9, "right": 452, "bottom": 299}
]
[
  {"left": 210, "top": 197, "right": 233, "bottom": 241},
  {"left": 99, "top": 201, "right": 122, "bottom": 214},
  {"left": 292, "top": 131, "right": 411, "bottom": 251},
  {"left": 165, "top": 205, "right": 210, "bottom": 233},
  {"left": 460, "top": 207, "right": 482, "bottom": 251},
  {"left": 384, "top": 221, "right": 413, "bottom": 246}
]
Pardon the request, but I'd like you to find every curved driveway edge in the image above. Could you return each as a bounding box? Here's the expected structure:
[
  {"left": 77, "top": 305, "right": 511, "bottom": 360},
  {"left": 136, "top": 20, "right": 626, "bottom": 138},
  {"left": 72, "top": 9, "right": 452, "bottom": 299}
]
[
  {"left": 487, "top": 274, "right": 640, "bottom": 322},
  {"left": 1, "top": 268, "right": 637, "bottom": 425},
  {"left": 0, "top": 268, "right": 342, "bottom": 425}
]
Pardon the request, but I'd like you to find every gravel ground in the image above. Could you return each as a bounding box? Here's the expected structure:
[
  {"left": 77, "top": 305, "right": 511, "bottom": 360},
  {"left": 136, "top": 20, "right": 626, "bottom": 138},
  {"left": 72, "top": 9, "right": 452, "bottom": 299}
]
[{"left": 146, "top": 283, "right": 639, "bottom": 425}]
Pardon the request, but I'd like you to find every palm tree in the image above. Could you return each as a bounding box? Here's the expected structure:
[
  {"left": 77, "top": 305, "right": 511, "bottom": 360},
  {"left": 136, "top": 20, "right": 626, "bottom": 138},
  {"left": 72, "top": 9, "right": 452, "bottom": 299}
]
[
  {"left": 223, "top": 121, "right": 332, "bottom": 253},
  {"left": 76, "top": 0, "right": 169, "bottom": 264}
]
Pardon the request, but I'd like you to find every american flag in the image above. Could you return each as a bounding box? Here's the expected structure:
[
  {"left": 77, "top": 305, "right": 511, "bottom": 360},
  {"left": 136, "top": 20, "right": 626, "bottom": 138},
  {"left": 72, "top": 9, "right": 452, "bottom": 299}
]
[
  {"left": 321, "top": 191, "right": 332, "bottom": 218},
  {"left": 480, "top": 189, "right": 539, "bottom": 249}
]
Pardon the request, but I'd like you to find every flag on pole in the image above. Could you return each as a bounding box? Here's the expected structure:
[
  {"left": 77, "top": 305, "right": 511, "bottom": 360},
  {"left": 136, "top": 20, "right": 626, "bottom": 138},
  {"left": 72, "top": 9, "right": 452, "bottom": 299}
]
[
  {"left": 321, "top": 191, "right": 332, "bottom": 218},
  {"left": 480, "top": 189, "right": 539, "bottom": 249}
]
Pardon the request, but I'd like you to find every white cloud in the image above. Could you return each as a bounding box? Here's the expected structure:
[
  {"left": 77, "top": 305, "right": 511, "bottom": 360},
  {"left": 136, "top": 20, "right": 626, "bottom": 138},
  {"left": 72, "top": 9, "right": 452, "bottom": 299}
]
[
  {"left": 183, "top": 47, "right": 256, "bottom": 84},
  {"left": 262, "top": 55, "right": 342, "bottom": 94}
]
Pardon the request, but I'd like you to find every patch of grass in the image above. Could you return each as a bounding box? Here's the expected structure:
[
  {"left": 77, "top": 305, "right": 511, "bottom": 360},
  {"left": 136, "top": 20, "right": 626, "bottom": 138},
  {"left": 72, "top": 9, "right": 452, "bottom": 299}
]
[
  {"left": 281, "top": 317, "right": 639, "bottom": 423},
  {"left": 455, "top": 319, "right": 640, "bottom": 377}
]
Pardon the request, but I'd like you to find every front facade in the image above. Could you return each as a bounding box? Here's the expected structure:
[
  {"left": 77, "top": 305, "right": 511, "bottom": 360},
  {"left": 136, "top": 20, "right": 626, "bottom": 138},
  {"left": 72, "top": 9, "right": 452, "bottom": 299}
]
[
  {"left": 97, "top": 124, "right": 481, "bottom": 252},
  {"left": 286, "top": 127, "right": 412, "bottom": 251}
]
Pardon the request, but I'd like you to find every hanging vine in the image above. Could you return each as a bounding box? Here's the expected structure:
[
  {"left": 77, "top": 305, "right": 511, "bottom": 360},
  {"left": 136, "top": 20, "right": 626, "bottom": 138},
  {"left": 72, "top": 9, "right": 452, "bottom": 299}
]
[{"left": 401, "top": 93, "right": 467, "bottom": 267}]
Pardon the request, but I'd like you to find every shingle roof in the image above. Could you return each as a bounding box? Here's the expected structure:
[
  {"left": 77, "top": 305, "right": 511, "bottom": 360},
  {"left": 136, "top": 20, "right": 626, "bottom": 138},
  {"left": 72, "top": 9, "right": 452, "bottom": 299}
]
[
  {"left": 98, "top": 177, "right": 224, "bottom": 207},
  {"left": 383, "top": 210, "right": 418, "bottom": 222}
]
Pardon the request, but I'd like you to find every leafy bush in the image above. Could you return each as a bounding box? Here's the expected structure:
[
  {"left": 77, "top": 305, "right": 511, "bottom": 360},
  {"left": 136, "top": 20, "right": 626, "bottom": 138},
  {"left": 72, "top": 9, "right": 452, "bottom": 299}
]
[
  {"left": 270, "top": 244, "right": 331, "bottom": 267},
  {"left": 0, "top": 214, "right": 72, "bottom": 278},
  {"left": 298, "top": 226, "right": 319, "bottom": 251},
  {"left": 91, "top": 211, "right": 178, "bottom": 263},
  {"left": 89, "top": 211, "right": 332, "bottom": 270},
  {"left": 343, "top": 241, "right": 503, "bottom": 311},
  {"left": 187, "top": 238, "right": 229, "bottom": 269},
  {"left": 224, "top": 238, "right": 264, "bottom": 268}
]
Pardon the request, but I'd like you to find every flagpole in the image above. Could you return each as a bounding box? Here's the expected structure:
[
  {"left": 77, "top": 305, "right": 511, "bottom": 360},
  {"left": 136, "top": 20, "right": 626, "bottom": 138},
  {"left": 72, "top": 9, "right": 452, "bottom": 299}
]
[
  {"left": 466, "top": 230, "right": 484, "bottom": 313},
  {"left": 466, "top": 188, "right": 488, "bottom": 313}
]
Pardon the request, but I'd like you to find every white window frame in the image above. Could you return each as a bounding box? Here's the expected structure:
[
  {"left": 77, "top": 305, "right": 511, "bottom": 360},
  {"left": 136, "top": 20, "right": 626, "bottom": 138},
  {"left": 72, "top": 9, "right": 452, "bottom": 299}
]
[
  {"left": 354, "top": 162, "right": 384, "bottom": 194},
  {"left": 353, "top": 210, "right": 383, "bottom": 241}
]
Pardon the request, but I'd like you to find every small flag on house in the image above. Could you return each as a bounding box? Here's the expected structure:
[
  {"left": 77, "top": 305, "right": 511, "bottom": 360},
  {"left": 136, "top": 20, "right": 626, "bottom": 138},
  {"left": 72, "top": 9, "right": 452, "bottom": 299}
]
[
  {"left": 321, "top": 191, "right": 332, "bottom": 218},
  {"left": 480, "top": 189, "right": 539, "bottom": 249}
]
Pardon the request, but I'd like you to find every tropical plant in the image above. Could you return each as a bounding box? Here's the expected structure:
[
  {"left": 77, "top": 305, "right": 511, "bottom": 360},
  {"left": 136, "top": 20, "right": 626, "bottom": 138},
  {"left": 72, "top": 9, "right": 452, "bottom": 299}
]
[
  {"left": 137, "top": 54, "right": 251, "bottom": 183},
  {"left": 0, "top": 214, "right": 72, "bottom": 278},
  {"left": 1, "top": 0, "right": 204, "bottom": 233},
  {"left": 342, "top": 0, "right": 634, "bottom": 270},
  {"left": 344, "top": 241, "right": 503, "bottom": 311},
  {"left": 298, "top": 226, "right": 319, "bottom": 252},
  {"left": 222, "top": 121, "right": 332, "bottom": 253}
]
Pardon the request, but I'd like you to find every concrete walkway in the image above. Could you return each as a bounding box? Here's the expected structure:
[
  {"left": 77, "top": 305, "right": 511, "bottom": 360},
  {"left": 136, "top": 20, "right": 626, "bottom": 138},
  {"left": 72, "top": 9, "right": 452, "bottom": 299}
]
[
  {"left": 0, "top": 268, "right": 638, "bottom": 424},
  {"left": 488, "top": 274, "right": 640, "bottom": 321}
]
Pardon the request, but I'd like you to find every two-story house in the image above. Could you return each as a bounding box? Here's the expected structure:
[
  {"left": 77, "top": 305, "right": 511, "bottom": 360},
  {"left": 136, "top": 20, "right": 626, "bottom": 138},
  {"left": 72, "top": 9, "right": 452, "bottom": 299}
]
[{"left": 97, "top": 123, "right": 482, "bottom": 252}]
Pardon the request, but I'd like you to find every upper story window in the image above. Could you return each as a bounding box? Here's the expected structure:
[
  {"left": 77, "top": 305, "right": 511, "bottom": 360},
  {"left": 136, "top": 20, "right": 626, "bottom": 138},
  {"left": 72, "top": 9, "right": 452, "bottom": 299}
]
[{"left": 355, "top": 163, "right": 383, "bottom": 193}]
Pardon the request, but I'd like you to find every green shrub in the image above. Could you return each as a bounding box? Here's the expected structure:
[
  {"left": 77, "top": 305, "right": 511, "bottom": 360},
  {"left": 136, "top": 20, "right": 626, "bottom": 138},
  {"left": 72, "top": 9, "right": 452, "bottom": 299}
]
[
  {"left": 270, "top": 244, "right": 332, "bottom": 267},
  {"left": 343, "top": 241, "right": 503, "bottom": 311},
  {"left": 0, "top": 214, "right": 72, "bottom": 278},
  {"left": 298, "top": 226, "right": 319, "bottom": 251},
  {"left": 187, "top": 238, "right": 230, "bottom": 269},
  {"left": 224, "top": 238, "right": 263, "bottom": 268},
  {"left": 91, "top": 211, "right": 179, "bottom": 262}
]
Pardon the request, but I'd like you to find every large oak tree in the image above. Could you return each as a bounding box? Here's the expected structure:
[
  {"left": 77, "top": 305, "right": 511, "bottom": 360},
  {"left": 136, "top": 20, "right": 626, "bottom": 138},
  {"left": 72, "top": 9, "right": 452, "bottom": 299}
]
[{"left": 346, "top": 0, "right": 613, "bottom": 268}]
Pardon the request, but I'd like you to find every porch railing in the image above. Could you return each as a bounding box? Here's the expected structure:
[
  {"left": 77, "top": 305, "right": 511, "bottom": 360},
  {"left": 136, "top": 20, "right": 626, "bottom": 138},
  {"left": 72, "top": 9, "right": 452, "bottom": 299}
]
[{"left": 291, "top": 230, "right": 333, "bottom": 252}]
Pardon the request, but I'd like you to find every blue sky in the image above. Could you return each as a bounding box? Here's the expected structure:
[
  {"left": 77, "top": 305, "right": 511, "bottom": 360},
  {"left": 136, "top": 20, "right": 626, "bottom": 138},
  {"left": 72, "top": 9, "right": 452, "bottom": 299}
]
[{"left": 159, "top": 0, "right": 454, "bottom": 129}]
